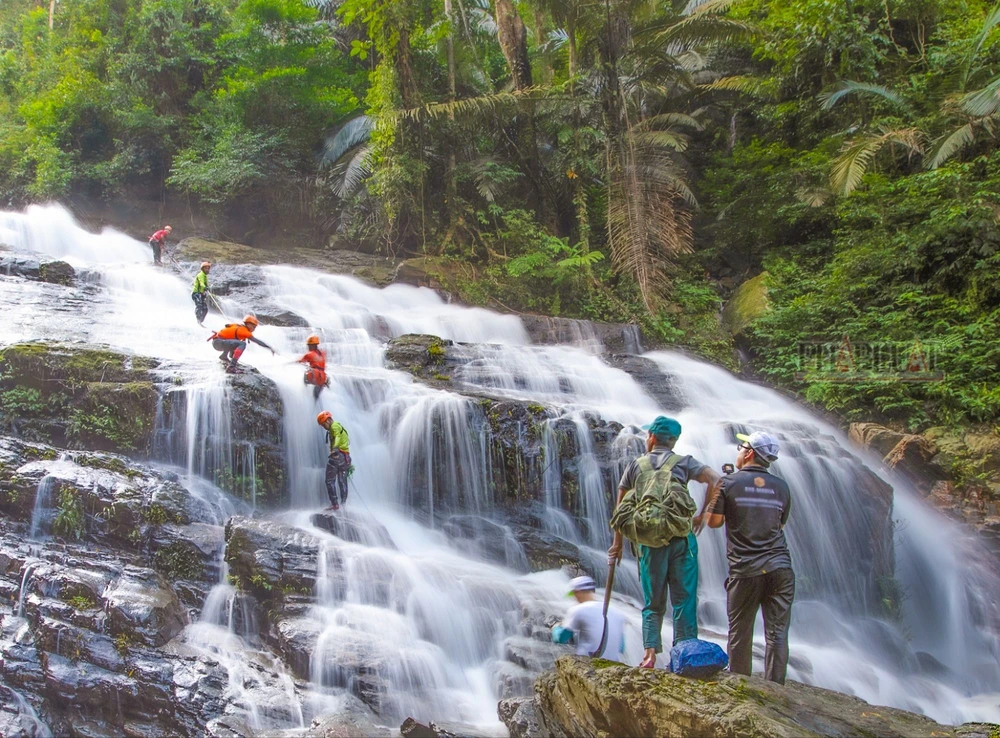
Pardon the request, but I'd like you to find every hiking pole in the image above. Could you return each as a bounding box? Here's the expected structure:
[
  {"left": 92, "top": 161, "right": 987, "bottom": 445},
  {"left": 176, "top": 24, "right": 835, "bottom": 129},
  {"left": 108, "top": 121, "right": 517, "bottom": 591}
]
[
  {"left": 590, "top": 559, "right": 617, "bottom": 658},
  {"left": 207, "top": 292, "right": 227, "bottom": 314}
]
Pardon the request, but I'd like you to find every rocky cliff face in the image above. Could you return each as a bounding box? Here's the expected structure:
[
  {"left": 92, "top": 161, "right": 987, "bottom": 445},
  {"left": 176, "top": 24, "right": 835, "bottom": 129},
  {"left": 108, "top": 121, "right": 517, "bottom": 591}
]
[
  {"left": 850, "top": 421, "right": 1000, "bottom": 554},
  {"left": 0, "top": 436, "right": 251, "bottom": 735},
  {"left": 499, "top": 656, "right": 999, "bottom": 738},
  {"left": 0, "top": 342, "right": 289, "bottom": 508}
]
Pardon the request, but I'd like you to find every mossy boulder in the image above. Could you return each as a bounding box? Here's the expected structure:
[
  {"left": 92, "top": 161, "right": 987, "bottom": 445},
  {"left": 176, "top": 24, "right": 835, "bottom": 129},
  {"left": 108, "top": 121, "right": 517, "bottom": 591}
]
[
  {"left": 503, "top": 656, "right": 998, "bottom": 738},
  {"left": 38, "top": 260, "right": 75, "bottom": 285},
  {"left": 385, "top": 334, "right": 457, "bottom": 386},
  {"left": 0, "top": 343, "right": 161, "bottom": 454}
]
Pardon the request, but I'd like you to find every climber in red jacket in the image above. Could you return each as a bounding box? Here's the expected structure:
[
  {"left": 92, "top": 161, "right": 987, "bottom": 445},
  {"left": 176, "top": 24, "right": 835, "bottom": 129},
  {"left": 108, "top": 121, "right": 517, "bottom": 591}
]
[
  {"left": 298, "top": 335, "right": 329, "bottom": 399},
  {"left": 149, "top": 225, "right": 172, "bottom": 266}
]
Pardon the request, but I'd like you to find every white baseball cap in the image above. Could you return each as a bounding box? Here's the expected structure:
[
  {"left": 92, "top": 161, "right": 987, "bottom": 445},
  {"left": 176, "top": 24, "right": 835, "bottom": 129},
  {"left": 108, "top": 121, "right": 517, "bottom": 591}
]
[
  {"left": 567, "top": 575, "right": 596, "bottom": 596},
  {"left": 737, "top": 431, "right": 779, "bottom": 462}
]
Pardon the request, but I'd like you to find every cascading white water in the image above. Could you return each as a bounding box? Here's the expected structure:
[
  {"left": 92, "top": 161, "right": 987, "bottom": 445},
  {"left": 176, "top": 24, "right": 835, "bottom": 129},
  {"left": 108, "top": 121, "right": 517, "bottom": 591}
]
[{"left": 2, "top": 204, "right": 998, "bottom": 728}]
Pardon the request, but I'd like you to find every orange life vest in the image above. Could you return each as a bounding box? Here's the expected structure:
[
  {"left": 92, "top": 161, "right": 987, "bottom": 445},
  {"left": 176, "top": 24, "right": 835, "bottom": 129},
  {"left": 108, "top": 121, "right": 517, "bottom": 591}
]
[
  {"left": 300, "top": 349, "right": 327, "bottom": 386},
  {"left": 213, "top": 324, "right": 253, "bottom": 341}
]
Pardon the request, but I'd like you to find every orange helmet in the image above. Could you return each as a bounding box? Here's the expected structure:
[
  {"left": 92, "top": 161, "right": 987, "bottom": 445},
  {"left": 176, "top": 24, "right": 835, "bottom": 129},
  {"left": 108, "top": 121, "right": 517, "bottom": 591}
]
[
  {"left": 306, "top": 334, "right": 320, "bottom": 346},
  {"left": 243, "top": 315, "right": 259, "bottom": 328},
  {"left": 317, "top": 411, "right": 332, "bottom": 425},
  {"left": 201, "top": 261, "right": 211, "bottom": 270}
]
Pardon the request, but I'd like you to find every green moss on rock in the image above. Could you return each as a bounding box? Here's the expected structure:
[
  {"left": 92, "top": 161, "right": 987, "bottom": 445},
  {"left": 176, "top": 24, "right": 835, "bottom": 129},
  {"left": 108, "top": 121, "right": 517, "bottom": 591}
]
[
  {"left": 0, "top": 343, "right": 162, "bottom": 454},
  {"left": 154, "top": 542, "right": 205, "bottom": 581}
]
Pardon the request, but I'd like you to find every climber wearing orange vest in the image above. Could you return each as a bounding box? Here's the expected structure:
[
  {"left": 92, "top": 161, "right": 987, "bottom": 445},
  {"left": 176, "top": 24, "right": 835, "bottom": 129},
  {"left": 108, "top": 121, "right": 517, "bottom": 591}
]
[
  {"left": 298, "top": 335, "right": 328, "bottom": 399},
  {"left": 208, "top": 315, "right": 275, "bottom": 372}
]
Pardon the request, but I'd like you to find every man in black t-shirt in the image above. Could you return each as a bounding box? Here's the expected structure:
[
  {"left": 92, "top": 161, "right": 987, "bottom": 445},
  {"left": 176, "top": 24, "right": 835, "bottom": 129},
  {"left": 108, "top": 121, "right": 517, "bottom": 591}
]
[{"left": 706, "top": 430, "right": 794, "bottom": 684}]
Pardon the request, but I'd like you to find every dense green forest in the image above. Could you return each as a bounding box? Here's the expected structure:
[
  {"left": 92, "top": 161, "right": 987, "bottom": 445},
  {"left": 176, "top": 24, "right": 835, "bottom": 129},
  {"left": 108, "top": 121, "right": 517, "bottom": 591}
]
[{"left": 1, "top": 0, "right": 999, "bottom": 432}]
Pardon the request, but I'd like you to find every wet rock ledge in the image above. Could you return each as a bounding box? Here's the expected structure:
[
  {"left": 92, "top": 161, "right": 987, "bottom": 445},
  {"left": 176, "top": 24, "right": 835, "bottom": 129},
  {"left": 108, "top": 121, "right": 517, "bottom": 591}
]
[{"left": 499, "top": 656, "right": 999, "bottom": 738}]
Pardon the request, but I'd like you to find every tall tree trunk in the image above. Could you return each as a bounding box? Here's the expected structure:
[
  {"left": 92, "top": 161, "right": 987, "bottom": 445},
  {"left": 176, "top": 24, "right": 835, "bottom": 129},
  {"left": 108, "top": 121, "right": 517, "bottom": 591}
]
[
  {"left": 534, "top": 8, "right": 552, "bottom": 84},
  {"left": 445, "top": 0, "right": 458, "bottom": 227},
  {"left": 566, "top": 15, "right": 578, "bottom": 81},
  {"left": 396, "top": 28, "right": 419, "bottom": 109},
  {"left": 49, "top": 0, "right": 56, "bottom": 29},
  {"left": 494, "top": 0, "right": 532, "bottom": 90}
]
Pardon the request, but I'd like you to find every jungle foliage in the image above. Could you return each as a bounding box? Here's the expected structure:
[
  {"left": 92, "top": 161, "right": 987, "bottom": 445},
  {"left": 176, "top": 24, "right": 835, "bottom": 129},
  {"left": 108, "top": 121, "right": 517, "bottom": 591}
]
[{"left": 1, "top": 0, "right": 999, "bottom": 427}]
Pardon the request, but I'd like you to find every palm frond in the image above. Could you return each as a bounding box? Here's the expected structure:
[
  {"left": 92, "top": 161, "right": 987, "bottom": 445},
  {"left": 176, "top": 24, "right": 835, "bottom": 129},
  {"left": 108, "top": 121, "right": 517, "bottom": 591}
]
[
  {"left": 320, "top": 116, "right": 374, "bottom": 167},
  {"left": 606, "top": 131, "right": 696, "bottom": 310},
  {"left": 962, "top": 2, "right": 1000, "bottom": 88},
  {"left": 924, "top": 123, "right": 976, "bottom": 169},
  {"left": 637, "top": 112, "right": 705, "bottom": 131},
  {"left": 653, "top": 15, "right": 756, "bottom": 49},
  {"left": 396, "top": 87, "right": 553, "bottom": 122},
  {"left": 686, "top": 0, "right": 746, "bottom": 16},
  {"left": 542, "top": 28, "right": 568, "bottom": 54},
  {"left": 818, "top": 81, "right": 911, "bottom": 113},
  {"left": 632, "top": 130, "right": 691, "bottom": 153},
  {"left": 468, "top": 0, "right": 497, "bottom": 35},
  {"left": 700, "top": 75, "right": 777, "bottom": 99},
  {"left": 796, "top": 186, "right": 832, "bottom": 207},
  {"left": 830, "top": 127, "right": 923, "bottom": 196},
  {"left": 962, "top": 74, "right": 1000, "bottom": 117},
  {"left": 331, "top": 145, "right": 372, "bottom": 198}
]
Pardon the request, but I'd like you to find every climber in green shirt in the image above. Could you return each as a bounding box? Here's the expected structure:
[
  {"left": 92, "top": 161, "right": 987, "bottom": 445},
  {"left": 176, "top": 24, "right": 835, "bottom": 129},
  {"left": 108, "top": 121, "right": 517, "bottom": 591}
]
[
  {"left": 317, "top": 410, "right": 351, "bottom": 511},
  {"left": 192, "top": 261, "right": 211, "bottom": 325}
]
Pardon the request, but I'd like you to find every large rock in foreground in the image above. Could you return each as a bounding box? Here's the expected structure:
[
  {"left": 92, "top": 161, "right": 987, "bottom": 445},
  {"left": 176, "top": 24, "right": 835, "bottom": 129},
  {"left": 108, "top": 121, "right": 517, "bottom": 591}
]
[{"left": 500, "top": 656, "right": 997, "bottom": 738}]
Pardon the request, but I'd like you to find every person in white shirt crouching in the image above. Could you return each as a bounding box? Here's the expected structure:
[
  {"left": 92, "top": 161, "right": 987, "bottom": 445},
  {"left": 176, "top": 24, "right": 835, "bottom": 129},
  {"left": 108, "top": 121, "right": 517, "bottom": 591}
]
[{"left": 552, "top": 575, "right": 626, "bottom": 662}]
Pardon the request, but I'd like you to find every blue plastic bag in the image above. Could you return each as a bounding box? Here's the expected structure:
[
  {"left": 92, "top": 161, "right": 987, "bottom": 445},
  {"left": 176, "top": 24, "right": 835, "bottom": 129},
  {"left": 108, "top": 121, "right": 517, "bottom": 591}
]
[{"left": 669, "top": 638, "right": 728, "bottom": 679}]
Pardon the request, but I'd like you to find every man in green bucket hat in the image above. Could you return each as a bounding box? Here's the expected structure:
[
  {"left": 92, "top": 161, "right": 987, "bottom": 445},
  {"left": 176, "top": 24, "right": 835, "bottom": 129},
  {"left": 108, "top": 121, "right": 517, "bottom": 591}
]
[{"left": 609, "top": 416, "right": 723, "bottom": 668}]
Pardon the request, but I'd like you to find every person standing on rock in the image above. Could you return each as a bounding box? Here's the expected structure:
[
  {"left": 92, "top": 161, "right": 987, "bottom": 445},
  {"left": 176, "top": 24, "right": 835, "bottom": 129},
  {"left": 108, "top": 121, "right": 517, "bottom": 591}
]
[
  {"left": 192, "top": 262, "right": 211, "bottom": 325},
  {"left": 208, "top": 314, "right": 275, "bottom": 373},
  {"left": 706, "top": 431, "right": 794, "bottom": 684},
  {"left": 608, "top": 416, "right": 723, "bottom": 669},
  {"left": 148, "top": 225, "right": 171, "bottom": 266},
  {"left": 317, "top": 411, "right": 351, "bottom": 511},
  {"left": 298, "top": 335, "right": 329, "bottom": 400},
  {"left": 552, "top": 575, "right": 627, "bottom": 662}
]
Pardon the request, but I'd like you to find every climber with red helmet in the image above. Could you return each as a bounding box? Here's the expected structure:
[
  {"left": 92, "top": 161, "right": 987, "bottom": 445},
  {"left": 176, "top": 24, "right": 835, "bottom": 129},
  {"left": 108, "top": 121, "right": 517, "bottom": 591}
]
[
  {"left": 298, "top": 335, "right": 329, "bottom": 399},
  {"left": 317, "top": 410, "right": 351, "bottom": 511},
  {"left": 192, "top": 261, "right": 212, "bottom": 325},
  {"left": 208, "top": 314, "right": 275, "bottom": 373},
  {"left": 148, "top": 225, "right": 172, "bottom": 266}
]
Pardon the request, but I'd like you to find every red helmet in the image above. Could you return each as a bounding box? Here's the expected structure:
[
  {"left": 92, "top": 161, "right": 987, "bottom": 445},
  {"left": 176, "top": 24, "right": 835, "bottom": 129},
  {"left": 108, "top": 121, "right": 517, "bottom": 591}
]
[
  {"left": 317, "top": 411, "right": 332, "bottom": 425},
  {"left": 307, "top": 334, "right": 320, "bottom": 346},
  {"left": 243, "top": 315, "right": 259, "bottom": 328}
]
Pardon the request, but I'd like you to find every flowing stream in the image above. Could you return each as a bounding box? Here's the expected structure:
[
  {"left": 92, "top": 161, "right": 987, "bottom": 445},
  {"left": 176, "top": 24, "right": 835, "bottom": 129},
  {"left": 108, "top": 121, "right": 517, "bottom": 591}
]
[{"left": 1, "top": 204, "right": 998, "bottom": 730}]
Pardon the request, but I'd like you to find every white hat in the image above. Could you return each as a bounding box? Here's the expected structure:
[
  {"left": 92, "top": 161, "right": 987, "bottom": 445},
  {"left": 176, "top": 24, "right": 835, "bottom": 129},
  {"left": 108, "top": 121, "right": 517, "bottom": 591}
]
[
  {"left": 567, "top": 575, "right": 596, "bottom": 595},
  {"left": 737, "top": 431, "right": 779, "bottom": 462}
]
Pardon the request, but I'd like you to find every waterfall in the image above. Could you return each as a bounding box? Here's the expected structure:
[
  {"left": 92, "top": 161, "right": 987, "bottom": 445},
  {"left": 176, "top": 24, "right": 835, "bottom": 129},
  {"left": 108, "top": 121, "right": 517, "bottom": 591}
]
[{"left": 1, "top": 203, "right": 998, "bottom": 727}]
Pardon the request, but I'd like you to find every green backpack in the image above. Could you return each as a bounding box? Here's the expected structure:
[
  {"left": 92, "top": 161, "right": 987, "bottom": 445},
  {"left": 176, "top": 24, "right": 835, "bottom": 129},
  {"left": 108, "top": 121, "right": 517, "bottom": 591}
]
[{"left": 610, "top": 454, "right": 698, "bottom": 547}]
